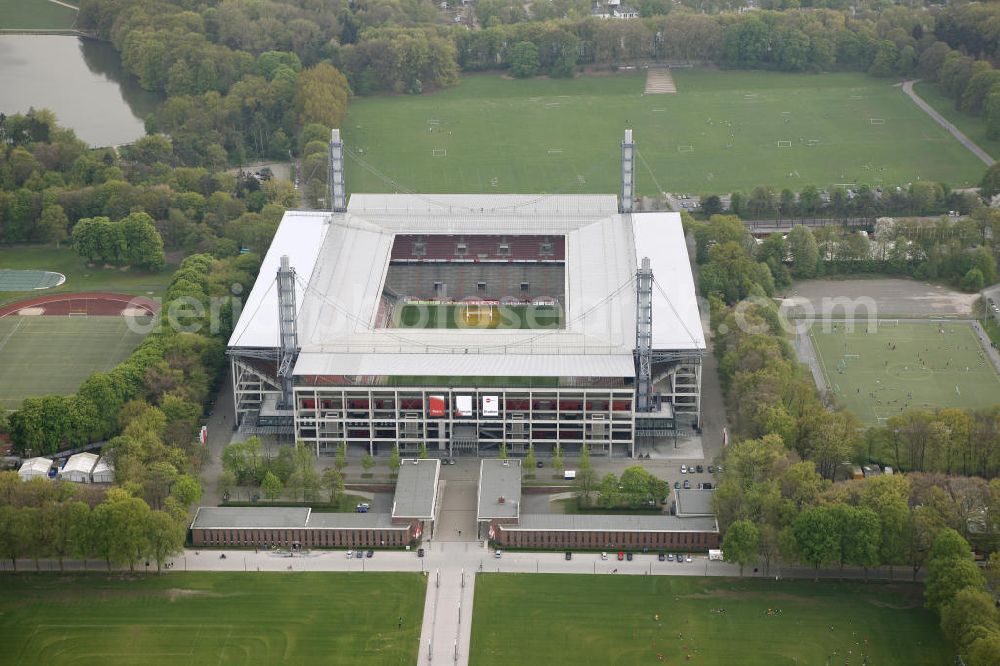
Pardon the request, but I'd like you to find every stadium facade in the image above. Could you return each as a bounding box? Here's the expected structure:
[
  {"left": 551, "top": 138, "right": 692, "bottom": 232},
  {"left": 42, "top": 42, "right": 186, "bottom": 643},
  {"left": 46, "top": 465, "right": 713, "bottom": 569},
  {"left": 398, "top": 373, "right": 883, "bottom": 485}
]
[{"left": 227, "top": 130, "right": 705, "bottom": 458}]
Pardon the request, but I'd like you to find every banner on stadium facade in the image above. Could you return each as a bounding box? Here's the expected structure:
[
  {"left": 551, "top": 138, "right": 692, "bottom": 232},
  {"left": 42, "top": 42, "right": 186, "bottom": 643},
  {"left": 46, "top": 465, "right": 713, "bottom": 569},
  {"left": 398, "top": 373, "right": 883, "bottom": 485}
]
[
  {"left": 455, "top": 395, "right": 473, "bottom": 417},
  {"left": 429, "top": 395, "right": 446, "bottom": 417},
  {"left": 482, "top": 395, "right": 499, "bottom": 417}
]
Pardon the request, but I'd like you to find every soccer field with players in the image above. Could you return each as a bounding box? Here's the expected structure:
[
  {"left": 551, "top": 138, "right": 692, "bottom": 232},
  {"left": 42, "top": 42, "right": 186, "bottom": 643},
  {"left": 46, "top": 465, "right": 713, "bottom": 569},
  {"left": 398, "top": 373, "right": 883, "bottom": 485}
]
[
  {"left": 470, "top": 575, "right": 950, "bottom": 665},
  {"left": 344, "top": 70, "right": 985, "bottom": 195},
  {"left": 810, "top": 321, "right": 1000, "bottom": 426},
  {"left": 0, "top": 573, "right": 425, "bottom": 665}
]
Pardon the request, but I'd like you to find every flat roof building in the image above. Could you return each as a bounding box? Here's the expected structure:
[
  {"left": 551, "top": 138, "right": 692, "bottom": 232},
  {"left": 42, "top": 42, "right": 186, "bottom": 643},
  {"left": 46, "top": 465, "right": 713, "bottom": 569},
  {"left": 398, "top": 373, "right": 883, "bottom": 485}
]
[
  {"left": 674, "top": 489, "right": 715, "bottom": 518},
  {"left": 189, "top": 506, "right": 418, "bottom": 549},
  {"left": 391, "top": 458, "right": 441, "bottom": 529},
  {"left": 477, "top": 459, "right": 522, "bottom": 537}
]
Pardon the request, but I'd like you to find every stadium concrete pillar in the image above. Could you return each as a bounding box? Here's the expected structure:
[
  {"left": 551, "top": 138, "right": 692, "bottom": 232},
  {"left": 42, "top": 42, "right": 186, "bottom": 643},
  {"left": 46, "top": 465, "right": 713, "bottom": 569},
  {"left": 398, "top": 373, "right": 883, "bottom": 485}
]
[
  {"left": 620, "top": 128, "right": 635, "bottom": 214},
  {"left": 328, "top": 129, "right": 347, "bottom": 212}
]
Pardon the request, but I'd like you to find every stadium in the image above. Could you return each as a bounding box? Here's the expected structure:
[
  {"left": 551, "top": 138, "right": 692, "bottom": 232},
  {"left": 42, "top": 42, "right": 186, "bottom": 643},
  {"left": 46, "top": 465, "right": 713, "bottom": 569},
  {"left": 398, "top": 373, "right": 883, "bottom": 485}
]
[{"left": 227, "top": 130, "right": 705, "bottom": 458}]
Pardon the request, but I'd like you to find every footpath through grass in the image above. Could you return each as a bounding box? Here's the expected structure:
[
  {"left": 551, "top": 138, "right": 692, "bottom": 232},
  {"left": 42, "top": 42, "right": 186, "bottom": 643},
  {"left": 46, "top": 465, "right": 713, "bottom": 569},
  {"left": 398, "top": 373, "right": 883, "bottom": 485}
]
[
  {"left": 810, "top": 321, "right": 1000, "bottom": 426},
  {"left": 0, "top": 572, "right": 426, "bottom": 665},
  {"left": 345, "top": 70, "right": 985, "bottom": 195},
  {"left": 0, "top": 0, "right": 78, "bottom": 30},
  {"left": 913, "top": 81, "right": 1000, "bottom": 161},
  {"left": 0, "top": 245, "right": 173, "bottom": 307},
  {"left": 471, "top": 574, "right": 950, "bottom": 665}
]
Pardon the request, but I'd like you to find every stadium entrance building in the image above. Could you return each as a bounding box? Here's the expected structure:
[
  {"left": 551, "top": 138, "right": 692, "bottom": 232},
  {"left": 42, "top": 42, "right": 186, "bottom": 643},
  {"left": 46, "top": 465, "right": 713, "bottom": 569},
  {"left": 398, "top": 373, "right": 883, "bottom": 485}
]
[{"left": 227, "top": 130, "right": 705, "bottom": 458}]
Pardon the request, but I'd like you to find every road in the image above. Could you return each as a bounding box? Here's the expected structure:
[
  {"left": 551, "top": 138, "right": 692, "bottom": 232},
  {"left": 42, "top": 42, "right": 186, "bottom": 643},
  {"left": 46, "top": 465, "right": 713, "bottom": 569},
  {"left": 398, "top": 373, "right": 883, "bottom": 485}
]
[{"left": 902, "top": 80, "right": 995, "bottom": 167}]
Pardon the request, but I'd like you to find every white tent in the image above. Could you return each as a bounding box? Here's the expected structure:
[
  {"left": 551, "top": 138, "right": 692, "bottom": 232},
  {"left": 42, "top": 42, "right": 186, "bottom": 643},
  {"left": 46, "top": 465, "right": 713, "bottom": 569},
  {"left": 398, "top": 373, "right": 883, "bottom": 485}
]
[
  {"left": 91, "top": 457, "right": 114, "bottom": 484},
  {"left": 61, "top": 452, "right": 99, "bottom": 483},
  {"left": 18, "top": 457, "right": 53, "bottom": 482}
]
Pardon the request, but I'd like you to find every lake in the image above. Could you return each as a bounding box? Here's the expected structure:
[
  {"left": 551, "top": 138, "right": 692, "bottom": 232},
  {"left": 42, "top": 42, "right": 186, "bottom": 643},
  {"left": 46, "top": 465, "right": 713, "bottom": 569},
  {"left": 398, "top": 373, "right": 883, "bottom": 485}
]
[{"left": 0, "top": 35, "right": 161, "bottom": 147}]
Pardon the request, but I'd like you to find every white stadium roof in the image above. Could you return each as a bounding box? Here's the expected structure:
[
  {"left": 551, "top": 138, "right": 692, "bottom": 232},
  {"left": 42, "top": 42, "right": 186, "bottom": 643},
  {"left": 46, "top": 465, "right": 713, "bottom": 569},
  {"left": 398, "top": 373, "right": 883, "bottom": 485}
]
[{"left": 228, "top": 194, "right": 704, "bottom": 378}]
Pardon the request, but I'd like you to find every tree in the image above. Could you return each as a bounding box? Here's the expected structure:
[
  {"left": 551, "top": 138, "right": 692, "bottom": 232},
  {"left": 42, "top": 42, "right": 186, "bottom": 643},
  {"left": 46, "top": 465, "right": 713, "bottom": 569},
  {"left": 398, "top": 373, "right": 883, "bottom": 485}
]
[
  {"left": 580, "top": 443, "right": 591, "bottom": 473},
  {"left": 499, "top": 442, "right": 508, "bottom": 459},
  {"left": 508, "top": 42, "right": 540, "bottom": 78},
  {"left": 793, "top": 505, "right": 840, "bottom": 579},
  {"left": 146, "top": 511, "right": 184, "bottom": 573},
  {"left": 524, "top": 444, "right": 537, "bottom": 472},
  {"left": 0, "top": 505, "right": 26, "bottom": 570},
  {"left": 361, "top": 453, "right": 375, "bottom": 473},
  {"left": 941, "top": 587, "right": 1000, "bottom": 657},
  {"left": 171, "top": 475, "right": 202, "bottom": 508},
  {"left": 334, "top": 442, "right": 348, "bottom": 472},
  {"left": 925, "top": 558, "right": 986, "bottom": 612},
  {"left": 105, "top": 494, "right": 153, "bottom": 572},
  {"left": 980, "top": 162, "right": 1000, "bottom": 198},
  {"left": 418, "top": 443, "right": 429, "bottom": 460},
  {"left": 218, "top": 469, "right": 237, "bottom": 500},
  {"left": 552, "top": 447, "right": 564, "bottom": 471},
  {"left": 294, "top": 63, "right": 349, "bottom": 130},
  {"left": 786, "top": 225, "right": 820, "bottom": 278},
  {"left": 389, "top": 446, "right": 401, "bottom": 476},
  {"left": 261, "top": 470, "right": 283, "bottom": 500},
  {"left": 721, "top": 519, "right": 760, "bottom": 576},
  {"left": 38, "top": 204, "right": 68, "bottom": 246},
  {"left": 321, "top": 467, "right": 345, "bottom": 504}
]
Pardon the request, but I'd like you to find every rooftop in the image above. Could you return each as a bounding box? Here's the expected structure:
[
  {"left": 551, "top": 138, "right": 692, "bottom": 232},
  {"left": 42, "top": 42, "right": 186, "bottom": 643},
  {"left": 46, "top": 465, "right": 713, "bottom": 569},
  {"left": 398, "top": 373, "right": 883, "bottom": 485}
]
[
  {"left": 510, "top": 514, "right": 719, "bottom": 533},
  {"left": 19, "top": 457, "right": 52, "bottom": 474},
  {"left": 478, "top": 459, "right": 522, "bottom": 520},
  {"left": 228, "top": 195, "right": 705, "bottom": 378},
  {"left": 392, "top": 458, "right": 440, "bottom": 520},
  {"left": 674, "top": 489, "right": 715, "bottom": 517},
  {"left": 62, "top": 452, "right": 99, "bottom": 475},
  {"left": 190, "top": 507, "right": 407, "bottom": 531}
]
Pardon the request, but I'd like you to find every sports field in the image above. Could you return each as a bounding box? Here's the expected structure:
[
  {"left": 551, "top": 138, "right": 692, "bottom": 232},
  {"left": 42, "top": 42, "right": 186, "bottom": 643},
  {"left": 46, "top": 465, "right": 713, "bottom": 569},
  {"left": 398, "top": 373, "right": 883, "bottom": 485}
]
[
  {"left": 0, "top": 315, "right": 148, "bottom": 410},
  {"left": 0, "top": 245, "right": 172, "bottom": 308},
  {"left": 393, "top": 303, "right": 563, "bottom": 329},
  {"left": 810, "top": 321, "right": 1000, "bottom": 426},
  {"left": 344, "top": 70, "right": 985, "bottom": 195},
  {"left": 0, "top": 572, "right": 425, "bottom": 665},
  {"left": 470, "top": 575, "right": 950, "bottom": 665},
  {"left": 0, "top": 0, "right": 78, "bottom": 30}
]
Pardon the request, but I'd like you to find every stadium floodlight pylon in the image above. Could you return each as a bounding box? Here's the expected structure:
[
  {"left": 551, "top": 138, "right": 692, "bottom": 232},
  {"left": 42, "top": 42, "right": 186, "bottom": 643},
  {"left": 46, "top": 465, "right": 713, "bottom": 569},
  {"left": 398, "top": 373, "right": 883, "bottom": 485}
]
[
  {"left": 635, "top": 256, "right": 653, "bottom": 412},
  {"left": 620, "top": 128, "right": 635, "bottom": 214},
  {"left": 328, "top": 129, "right": 347, "bottom": 213},
  {"left": 276, "top": 254, "right": 298, "bottom": 409}
]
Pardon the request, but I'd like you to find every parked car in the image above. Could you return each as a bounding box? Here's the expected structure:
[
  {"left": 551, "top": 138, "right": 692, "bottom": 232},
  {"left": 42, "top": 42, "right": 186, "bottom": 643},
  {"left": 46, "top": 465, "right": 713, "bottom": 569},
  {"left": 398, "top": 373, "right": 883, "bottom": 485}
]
[
  {"left": 680, "top": 465, "right": 687, "bottom": 474},
  {"left": 565, "top": 551, "right": 572, "bottom": 561},
  {"left": 626, "top": 552, "right": 633, "bottom": 561},
  {"left": 417, "top": 548, "right": 425, "bottom": 557},
  {"left": 366, "top": 550, "right": 374, "bottom": 558},
  {"left": 676, "top": 555, "right": 684, "bottom": 563},
  {"left": 708, "top": 465, "right": 716, "bottom": 473},
  {"left": 346, "top": 550, "right": 353, "bottom": 559},
  {"left": 536, "top": 460, "right": 543, "bottom": 468},
  {"left": 674, "top": 481, "right": 681, "bottom": 489},
  {"left": 495, "top": 549, "right": 503, "bottom": 558},
  {"left": 695, "top": 464, "right": 704, "bottom": 473},
  {"left": 686, "top": 554, "right": 693, "bottom": 563},
  {"left": 703, "top": 482, "right": 713, "bottom": 490},
  {"left": 601, "top": 552, "right": 609, "bottom": 560},
  {"left": 355, "top": 550, "right": 364, "bottom": 559},
  {"left": 657, "top": 552, "right": 666, "bottom": 562},
  {"left": 667, "top": 553, "right": 674, "bottom": 561},
  {"left": 683, "top": 480, "right": 691, "bottom": 489},
  {"left": 617, "top": 551, "right": 625, "bottom": 561}
]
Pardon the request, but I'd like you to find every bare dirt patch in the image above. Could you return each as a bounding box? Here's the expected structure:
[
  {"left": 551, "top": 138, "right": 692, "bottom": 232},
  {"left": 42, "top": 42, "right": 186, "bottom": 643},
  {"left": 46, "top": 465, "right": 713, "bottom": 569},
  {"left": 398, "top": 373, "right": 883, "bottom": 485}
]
[{"left": 779, "top": 277, "right": 976, "bottom": 318}]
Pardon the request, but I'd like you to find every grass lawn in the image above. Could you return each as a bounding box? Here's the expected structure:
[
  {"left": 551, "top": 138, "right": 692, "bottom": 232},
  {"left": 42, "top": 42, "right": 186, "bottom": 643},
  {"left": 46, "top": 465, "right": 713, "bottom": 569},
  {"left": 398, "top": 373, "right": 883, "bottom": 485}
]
[
  {"left": 470, "top": 575, "right": 951, "bottom": 665},
  {"left": 913, "top": 81, "right": 1000, "bottom": 161},
  {"left": 810, "top": 321, "right": 1000, "bottom": 426},
  {"left": 0, "top": 316, "right": 149, "bottom": 410},
  {"left": 345, "top": 70, "right": 985, "bottom": 196},
  {"left": 0, "top": 0, "right": 78, "bottom": 30},
  {"left": 394, "top": 303, "right": 563, "bottom": 329},
  {"left": 0, "top": 572, "right": 425, "bottom": 665},
  {"left": 0, "top": 245, "right": 173, "bottom": 307}
]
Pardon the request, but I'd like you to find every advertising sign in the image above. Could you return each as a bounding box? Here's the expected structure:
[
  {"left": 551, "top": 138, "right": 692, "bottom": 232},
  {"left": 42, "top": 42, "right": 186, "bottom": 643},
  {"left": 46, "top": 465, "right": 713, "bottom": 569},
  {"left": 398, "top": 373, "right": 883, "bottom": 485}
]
[
  {"left": 429, "top": 395, "right": 446, "bottom": 417},
  {"left": 482, "top": 395, "right": 499, "bottom": 417},
  {"left": 455, "top": 395, "right": 473, "bottom": 417}
]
